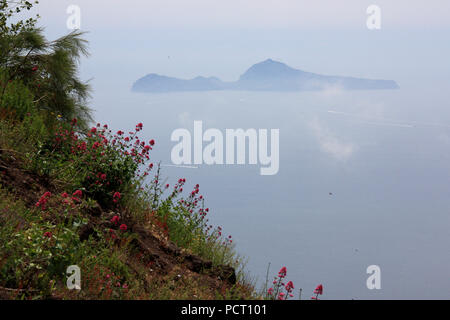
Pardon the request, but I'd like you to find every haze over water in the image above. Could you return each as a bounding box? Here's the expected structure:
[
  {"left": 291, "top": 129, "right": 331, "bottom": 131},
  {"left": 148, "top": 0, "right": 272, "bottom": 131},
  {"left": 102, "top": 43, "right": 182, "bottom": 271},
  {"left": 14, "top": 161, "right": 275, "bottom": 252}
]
[{"left": 89, "top": 85, "right": 450, "bottom": 299}]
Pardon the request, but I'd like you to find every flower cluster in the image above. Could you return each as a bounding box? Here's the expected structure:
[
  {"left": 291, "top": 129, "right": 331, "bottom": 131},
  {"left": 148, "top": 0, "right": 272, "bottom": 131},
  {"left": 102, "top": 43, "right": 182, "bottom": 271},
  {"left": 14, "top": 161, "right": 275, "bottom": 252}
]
[
  {"left": 113, "top": 192, "right": 121, "bottom": 204},
  {"left": 43, "top": 231, "right": 52, "bottom": 238},
  {"left": 267, "top": 266, "right": 296, "bottom": 300},
  {"left": 108, "top": 215, "right": 128, "bottom": 240},
  {"left": 311, "top": 284, "right": 323, "bottom": 300},
  {"left": 82, "top": 264, "right": 129, "bottom": 299},
  {"left": 35, "top": 192, "right": 52, "bottom": 210},
  {"left": 52, "top": 120, "right": 157, "bottom": 208},
  {"left": 110, "top": 215, "right": 120, "bottom": 225}
]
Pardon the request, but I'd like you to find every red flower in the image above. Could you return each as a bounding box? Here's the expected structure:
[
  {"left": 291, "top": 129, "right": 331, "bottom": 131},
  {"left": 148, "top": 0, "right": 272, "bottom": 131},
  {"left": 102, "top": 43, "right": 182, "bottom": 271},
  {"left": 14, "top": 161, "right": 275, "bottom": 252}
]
[
  {"left": 44, "top": 231, "right": 52, "bottom": 238},
  {"left": 285, "top": 281, "right": 294, "bottom": 291},
  {"left": 73, "top": 190, "right": 83, "bottom": 198},
  {"left": 110, "top": 215, "right": 120, "bottom": 225},
  {"left": 113, "top": 192, "right": 121, "bottom": 203},
  {"left": 314, "top": 284, "right": 323, "bottom": 295},
  {"left": 61, "top": 192, "right": 69, "bottom": 198},
  {"left": 149, "top": 139, "right": 155, "bottom": 146},
  {"left": 119, "top": 224, "right": 127, "bottom": 231},
  {"left": 100, "top": 173, "right": 107, "bottom": 180},
  {"left": 36, "top": 192, "right": 52, "bottom": 210},
  {"left": 278, "top": 266, "right": 287, "bottom": 278}
]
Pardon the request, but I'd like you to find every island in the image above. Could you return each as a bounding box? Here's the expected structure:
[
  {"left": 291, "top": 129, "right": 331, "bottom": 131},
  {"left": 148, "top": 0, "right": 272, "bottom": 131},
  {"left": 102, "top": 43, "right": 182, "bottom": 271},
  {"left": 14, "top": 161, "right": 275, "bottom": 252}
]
[{"left": 131, "top": 59, "right": 399, "bottom": 93}]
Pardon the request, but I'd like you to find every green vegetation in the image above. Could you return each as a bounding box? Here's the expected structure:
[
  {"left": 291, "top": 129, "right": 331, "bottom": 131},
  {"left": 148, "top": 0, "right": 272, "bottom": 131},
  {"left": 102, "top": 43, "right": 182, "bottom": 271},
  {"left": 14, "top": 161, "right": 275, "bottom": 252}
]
[{"left": 0, "top": 0, "right": 255, "bottom": 300}]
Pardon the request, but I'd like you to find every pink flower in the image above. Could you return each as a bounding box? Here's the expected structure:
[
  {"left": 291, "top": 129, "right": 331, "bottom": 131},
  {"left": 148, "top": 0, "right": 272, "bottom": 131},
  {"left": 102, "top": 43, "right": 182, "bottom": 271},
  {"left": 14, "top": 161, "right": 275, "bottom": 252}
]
[
  {"left": 113, "top": 192, "right": 121, "bottom": 203},
  {"left": 73, "top": 190, "right": 83, "bottom": 198},
  {"left": 278, "top": 266, "right": 287, "bottom": 278},
  {"left": 268, "top": 288, "right": 274, "bottom": 295},
  {"left": 314, "top": 284, "right": 323, "bottom": 295},
  {"left": 36, "top": 192, "right": 52, "bottom": 210},
  {"left": 119, "top": 224, "right": 127, "bottom": 231},
  {"left": 286, "top": 281, "right": 294, "bottom": 291},
  {"left": 61, "top": 192, "right": 69, "bottom": 198},
  {"left": 43, "top": 232, "right": 52, "bottom": 238},
  {"left": 110, "top": 215, "right": 120, "bottom": 225}
]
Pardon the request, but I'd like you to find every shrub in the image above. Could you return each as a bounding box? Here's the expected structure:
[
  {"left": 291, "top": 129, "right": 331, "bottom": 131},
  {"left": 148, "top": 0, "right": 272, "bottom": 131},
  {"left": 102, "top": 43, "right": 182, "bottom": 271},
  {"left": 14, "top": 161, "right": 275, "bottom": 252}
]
[
  {"left": 0, "top": 69, "right": 35, "bottom": 121},
  {"left": 265, "top": 266, "right": 296, "bottom": 300}
]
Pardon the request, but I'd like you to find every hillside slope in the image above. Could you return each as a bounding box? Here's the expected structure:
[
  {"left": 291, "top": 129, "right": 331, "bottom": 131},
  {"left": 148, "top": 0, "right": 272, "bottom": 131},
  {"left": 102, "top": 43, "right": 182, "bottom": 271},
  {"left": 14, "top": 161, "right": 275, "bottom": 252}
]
[{"left": 0, "top": 119, "right": 253, "bottom": 300}]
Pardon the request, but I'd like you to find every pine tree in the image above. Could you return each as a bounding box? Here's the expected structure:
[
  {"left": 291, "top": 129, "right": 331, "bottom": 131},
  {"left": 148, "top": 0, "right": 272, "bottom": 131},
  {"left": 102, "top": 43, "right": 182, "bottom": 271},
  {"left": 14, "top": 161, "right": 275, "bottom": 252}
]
[{"left": 0, "top": 0, "right": 92, "bottom": 128}]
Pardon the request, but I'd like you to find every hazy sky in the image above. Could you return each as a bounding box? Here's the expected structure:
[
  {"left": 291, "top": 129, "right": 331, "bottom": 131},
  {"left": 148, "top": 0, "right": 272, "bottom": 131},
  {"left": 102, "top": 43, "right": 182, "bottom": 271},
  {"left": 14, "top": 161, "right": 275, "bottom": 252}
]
[
  {"left": 34, "top": 0, "right": 450, "bottom": 30},
  {"left": 21, "top": 0, "right": 448, "bottom": 95}
]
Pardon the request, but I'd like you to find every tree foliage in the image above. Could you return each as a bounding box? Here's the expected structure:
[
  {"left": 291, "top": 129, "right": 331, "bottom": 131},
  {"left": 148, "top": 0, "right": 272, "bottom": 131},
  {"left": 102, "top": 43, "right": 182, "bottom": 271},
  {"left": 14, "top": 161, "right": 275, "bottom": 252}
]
[{"left": 0, "top": 0, "right": 92, "bottom": 128}]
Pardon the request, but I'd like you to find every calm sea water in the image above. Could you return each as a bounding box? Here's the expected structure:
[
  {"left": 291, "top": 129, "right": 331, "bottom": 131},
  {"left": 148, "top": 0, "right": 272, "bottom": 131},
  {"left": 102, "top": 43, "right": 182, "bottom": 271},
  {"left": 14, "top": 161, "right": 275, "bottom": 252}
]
[{"left": 92, "top": 84, "right": 450, "bottom": 299}]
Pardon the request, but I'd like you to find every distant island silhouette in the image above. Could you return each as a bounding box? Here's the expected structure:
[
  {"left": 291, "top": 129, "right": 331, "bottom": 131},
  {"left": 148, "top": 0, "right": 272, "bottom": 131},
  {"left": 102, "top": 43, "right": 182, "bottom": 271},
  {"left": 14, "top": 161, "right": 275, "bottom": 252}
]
[{"left": 132, "top": 59, "right": 399, "bottom": 93}]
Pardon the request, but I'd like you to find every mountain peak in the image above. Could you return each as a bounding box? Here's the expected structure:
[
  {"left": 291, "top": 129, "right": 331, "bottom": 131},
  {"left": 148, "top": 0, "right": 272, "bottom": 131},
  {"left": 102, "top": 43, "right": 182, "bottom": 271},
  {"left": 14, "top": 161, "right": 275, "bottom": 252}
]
[
  {"left": 239, "top": 59, "right": 301, "bottom": 81},
  {"left": 255, "top": 59, "right": 290, "bottom": 68},
  {"left": 260, "top": 58, "right": 281, "bottom": 64}
]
